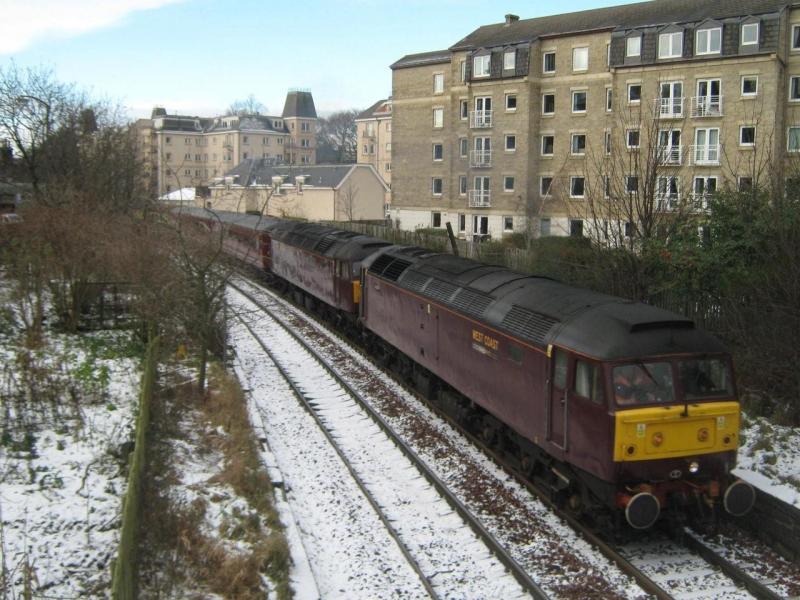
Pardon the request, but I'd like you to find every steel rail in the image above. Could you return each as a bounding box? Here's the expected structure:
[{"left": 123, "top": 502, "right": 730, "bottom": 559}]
[{"left": 230, "top": 281, "right": 549, "bottom": 600}]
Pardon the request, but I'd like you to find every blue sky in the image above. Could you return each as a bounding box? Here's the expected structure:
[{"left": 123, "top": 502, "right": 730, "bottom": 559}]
[{"left": 0, "top": 0, "right": 640, "bottom": 119}]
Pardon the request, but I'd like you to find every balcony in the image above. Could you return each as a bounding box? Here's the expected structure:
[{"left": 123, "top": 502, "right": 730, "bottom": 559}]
[
  {"left": 690, "top": 194, "right": 712, "bottom": 212},
  {"left": 656, "top": 97, "right": 684, "bottom": 119},
  {"left": 469, "top": 110, "right": 492, "bottom": 128},
  {"left": 468, "top": 190, "right": 491, "bottom": 208},
  {"left": 657, "top": 145, "right": 683, "bottom": 165},
  {"left": 690, "top": 144, "right": 721, "bottom": 165},
  {"left": 656, "top": 194, "right": 680, "bottom": 212},
  {"left": 691, "top": 96, "right": 723, "bottom": 118},
  {"left": 470, "top": 150, "right": 492, "bottom": 168}
]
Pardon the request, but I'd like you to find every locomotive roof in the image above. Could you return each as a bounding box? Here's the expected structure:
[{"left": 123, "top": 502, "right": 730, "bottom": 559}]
[
  {"left": 366, "top": 248, "right": 726, "bottom": 361},
  {"left": 175, "top": 207, "right": 280, "bottom": 231},
  {"left": 256, "top": 218, "right": 391, "bottom": 261}
]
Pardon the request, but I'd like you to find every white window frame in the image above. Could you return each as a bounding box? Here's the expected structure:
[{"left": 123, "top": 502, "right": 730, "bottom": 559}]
[
  {"left": 604, "top": 130, "right": 612, "bottom": 155},
  {"left": 503, "top": 176, "right": 515, "bottom": 192},
  {"left": 432, "top": 178, "right": 443, "bottom": 196},
  {"left": 473, "top": 54, "right": 491, "bottom": 78},
  {"left": 505, "top": 134, "right": 516, "bottom": 152},
  {"left": 433, "top": 72, "right": 444, "bottom": 94},
  {"left": 460, "top": 60, "right": 466, "bottom": 82},
  {"left": 739, "top": 125, "right": 756, "bottom": 147},
  {"left": 504, "top": 50, "right": 516, "bottom": 70},
  {"left": 460, "top": 99, "right": 468, "bottom": 120},
  {"left": 570, "top": 176, "right": 585, "bottom": 198},
  {"left": 540, "top": 176, "right": 553, "bottom": 196},
  {"left": 695, "top": 27, "right": 722, "bottom": 55},
  {"left": 505, "top": 94, "right": 517, "bottom": 111},
  {"left": 693, "top": 176, "right": 717, "bottom": 208},
  {"left": 543, "top": 51, "right": 556, "bottom": 73},
  {"left": 541, "top": 135, "right": 554, "bottom": 156},
  {"left": 433, "top": 143, "right": 443, "bottom": 161},
  {"left": 626, "top": 36, "right": 641, "bottom": 57},
  {"left": 573, "top": 47, "right": 589, "bottom": 71},
  {"left": 789, "top": 126, "right": 800, "bottom": 152},
  {"left": 572, "top": 90, "right": 587, "bottom": 113},
  {"left": 459, "top": 137, "right": 468, "bottom": 158},
  {"left": 628, "top": 83, "right": 642, "bottom": 104},
  {"left": 432, "top": 107, "right": 443, "bottom": 128},
  {"left": 503, "top": 216, "right": 514, "bottom": 232},
  {"left": 792, "top": 24, "right": 800, "bottom": 51},
  {"left": 571, "top": 133, "right": 586, "bottom": 156},
  {"left": 741, "top": 75, "right": 758, "bottom": 96},
  {"left": 626, "top": 129, "right": 640, "bottom": 149},
  {"left": 459, "top": 175, "right": 468, "bottom": 195},
  {"left": 542, "top": 93, "right": 555, "bottom": 115},
  {"left": 741, "top": 22, "right": 759, "bottom": 46},
  {"left": 790, "top": 76, "right": 800, "bottom": 101},
  {"left": 626, "top": 175, "right": 639, "bottom": 194},
  {"left": 606, "top": 88, "right": 613, "bottom": 112},
  {"left": 658, "top": 31, "right": 683, "bottom": 59}
]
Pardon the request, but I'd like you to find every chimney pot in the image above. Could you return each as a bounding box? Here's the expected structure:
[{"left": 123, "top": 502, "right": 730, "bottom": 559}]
[{"left": 505, "top": 14, "right": 519, "bottom": 25}]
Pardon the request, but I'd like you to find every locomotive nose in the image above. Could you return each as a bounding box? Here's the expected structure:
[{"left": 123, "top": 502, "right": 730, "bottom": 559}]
[
  {"left": 625, "top": 492, "right": 661, "bottom": 529},
  {"left": 723, "top": 479, "right": 756, "bottom": 516}
]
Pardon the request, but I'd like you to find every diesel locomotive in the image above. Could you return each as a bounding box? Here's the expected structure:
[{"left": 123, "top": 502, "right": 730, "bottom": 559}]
[{"left": 183, "top": 207, "right": 756, "bottom": 530}]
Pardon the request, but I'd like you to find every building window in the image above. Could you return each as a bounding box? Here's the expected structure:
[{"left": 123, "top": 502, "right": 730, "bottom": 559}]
[
  {"left": 460, "top": 60, "right": 466, "bottom": 82},
  {"left": 505, "top": 94, "right": 517, "bottom": 111},
  {"left": 503, "top": 216, "right": 514, "bottom": 231},
  {"left": 433, "top": 143, "right": 443, "bottom": 160},
  {"left": 693, "top": 176, "right": 717, "bottom": 208},
  {"left": 791, "top": 76, "right": 800, "bottom": 101},
  {"left": 540, "top": 176, "right": 553, "bottom": 196},
  {"left": 604, "top": 130, "right": 611, "bottom": 154},
  {"left": 626, "top": 175, "right": 639, "bottom": 194},
  {"left": 658, "top": 31, "right": 683, "bottom": 59},
  {"left": 459, "top": 137, "right": 468, "bottom": 157},
  {"left": 386, "top": 163, "right": 391, "bottom": 171},
  {"left": 570, "top": 219, "right": 584, "bottom": 237},
  {"left": 540, "top": 218, "right": 551, "bottom": 236},
  {"left": 738, "top": 176, "right": 753, "bottom": 191},
  {"left": 460, "top": 100, "right": 468, "bottom": 120},
  {"left": 571, "top": 133, "right": 586, "bottom": 155},
  {"left": 165, "top": 152, "right": 171, "bottom": 160},
  {"left": 433, "top": 73, "right": 444, "bottom": 94},
  {"left": 741, "top": 22, "right": 759, "bottom": 46},
  {"left": 606, "top": 88, "right": 613, "bottom": 111},
  {"left": 432, "top": 178, "right": 443, "bottom": 195},
  {"left": 432, "top": 212, "right": 442, "bottom": 227},
  {"left": 458, "top": 213, "right": 466, "bottom": 231},
  {"left": 741, "top": 76, "right": 758, "bottom": 96},
  {"left": 504, "top": 50, "right": 516, "bottom": 70},
  {"left": 386, "top": 142, "right": 391, "bottom": 151},
  {"left": 626, "top": 36, "right": 641, "bottom": 57},
  {"left": 503, "top": 176, "right": 515, "bottom": 192},
  {"left": 543, "top": 51, "right": 556, "bottom": 73},
  {"left": 740, "top": 125, "right": 756, "bottom": 146},
  {"left": 696, "top": 27, "right": 722, "bottom": 54},
  {"left": 788, "top": 127, "right": 800, "bottom": 152},
  {"left": 541, "top": 135, "right": 554, "bottom": 156},
  {"left": 573, "top": 47, "right": 588, "bottom": 71},
  {"left": 570, "top": 176, "right": 585, "bottom": 198},
  {"left": 542, "top": 93, "right": 555, "bottom": 115},
  {"left": 301, "top": 139, "right": 310, "bottom": 147},
  {"left": 185, "top": 138, "right": 191, "bottom": 145},
  {"left": 242, "top": 152, "right": 248, "bottom": 160},
  {"left": 459, "top": 175, "right": 467, "bottom": 195},
  {"left": 165, "top": 136, "right": 171, "bottom": 144},
  {"left": 627, "top": 129, "right": 640, "bottom": 148},
  {"left": 505, "top": 135, "right": 516, "bottom": 151},
  {"left": 572, "top": 91, "right": 587, "bottom": 113},
  {"left": 628, "top": 83, "right": 641, "bottom": 103},
  {"left": 473, "top": 54, "right": 490, "bottom": 78},
  {"left": 433, "top": 108, "right": 443, "bottom": 128}
]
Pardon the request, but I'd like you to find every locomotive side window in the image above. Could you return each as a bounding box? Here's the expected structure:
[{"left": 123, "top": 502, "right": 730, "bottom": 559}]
[
  {"left": 553, "top": 350, "right": 568, "bottom": 388},
  {"left": 575, "top": 360, "right": 604, "bottom": 404},
  {"left": 613, "top": 362, "right": 674, "bottom": 405},
  {"left": 679, "top": 359, "right": 733, "bottom": 400}
]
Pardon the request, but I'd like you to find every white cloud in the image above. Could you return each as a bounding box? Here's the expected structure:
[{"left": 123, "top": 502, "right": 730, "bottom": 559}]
[{"left": 0, "top": 0, "right": 187, "bottom": 54}]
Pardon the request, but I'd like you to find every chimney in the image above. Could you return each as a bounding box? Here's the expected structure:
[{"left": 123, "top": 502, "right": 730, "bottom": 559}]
[{"left": 505, "top": 14, "right": 519, "bottom": 25}]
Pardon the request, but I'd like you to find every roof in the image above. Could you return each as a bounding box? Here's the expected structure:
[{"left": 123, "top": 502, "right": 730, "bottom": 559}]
[
  {"left": 365, "top": 249, "right": 726, "bottom": 361},
  {"left": 391, "top": 49, "right": 451, "bottom": 70},
  {"left": 174, "top": 206, "right": 281, "bottom": 231},
  {"left": 282, "top": 91, "right": 318, "bottom": 119},
  {"left": 159, "top": 187, "right": 196, "bottom": 202},
  {"left": 449, "top": 0, "right": 790, "bottom": 50},
  {"left": 356, "top": 98, "right": 392, "bottom": 121},
  {"left": 220, "top": 159, "right": 358, "bottom": 188}
]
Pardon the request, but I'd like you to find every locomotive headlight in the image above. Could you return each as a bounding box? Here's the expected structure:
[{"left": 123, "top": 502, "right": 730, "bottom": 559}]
[
  {"left": 689, "top": 461, "right": 700, "bottom": 474},
  {"left": 651, "top": 432, "right": 664, "bottom": 447},
  {"left": 697, "top": 428, "right": 709, "bottom": 442}
]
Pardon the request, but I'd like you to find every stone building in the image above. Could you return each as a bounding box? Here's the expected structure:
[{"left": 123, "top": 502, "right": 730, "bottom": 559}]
[
  {"left": 136, "top": 90, "right": 317, "bottom": 197},
  {"left": 390, "top": 0, "right": 800, "bottom": 240},
  {"left": 355, "top": 98, "right": 393, "bottom": 186}
]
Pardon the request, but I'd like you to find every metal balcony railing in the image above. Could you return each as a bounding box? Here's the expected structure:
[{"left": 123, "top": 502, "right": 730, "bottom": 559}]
[
  {"left": 470, "top": 150, "right": 492, "bottom": 168},
  {"left": 690, "top": 144, "right": 721, "bottom": 165},
  {"left": 656, "top": 194, "right": 680, "bottom": 212},
  {"left": 691, "top": 96, "right": 723, "bottom": 118},
  {"left": 656, "top": 97, "right": 684, "bottom": 118},
  {"left": 657, "top": 145, "right": 683, "bottom": 165},
  {"left": 468, "top": 190, "right": 491, "bottom": 208},
  {"left": 469, "top": 110, "right": 492, "bottom": 128}
]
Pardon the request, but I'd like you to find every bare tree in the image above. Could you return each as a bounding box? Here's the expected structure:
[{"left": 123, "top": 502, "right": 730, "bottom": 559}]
[
  {"left": 226, "top": 94, "right": 266, "bottom": 116},
  {"left": 336, "top": 181, "right": 359, "bottom": 221},
  {"left": 317, "top": 109, "right": 358, "bottom": 163}
]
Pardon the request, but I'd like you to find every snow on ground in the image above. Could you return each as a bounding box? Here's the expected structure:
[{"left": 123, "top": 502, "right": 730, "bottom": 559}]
[
  {"left": 0, "top": 327, "right": 140, "bottom": 597},
  {"left": 734, "top": 416, "right": 800, "bottom": 507}
]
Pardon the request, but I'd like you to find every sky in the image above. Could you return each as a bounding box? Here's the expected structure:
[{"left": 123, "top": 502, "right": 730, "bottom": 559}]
[{"left": 0, "top": 0, "right": 641, "bottom": 120}]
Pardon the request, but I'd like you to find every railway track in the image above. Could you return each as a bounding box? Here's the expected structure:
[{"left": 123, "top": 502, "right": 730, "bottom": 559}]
[
  {"left": 230, "top": 274, "right": 800, "bottom": 599},
  {"left": 229, "top": 283, "right": 539, "bottom": 599}
]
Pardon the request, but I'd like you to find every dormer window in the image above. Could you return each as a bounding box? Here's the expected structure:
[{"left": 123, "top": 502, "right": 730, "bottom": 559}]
[
  {"left": 742, "top": 22, "right": 759, "bottom": 46},
  {"left": 626, "top": 36, "right": 641, "bottom": 57},
  {"left": 658, "top": 31, "right": 683, "bottom": 58},
  {"left": 473, "top": 54, "right": 491, "bottom": 78},
  {"left": 503, "top": 49, "right": 516, "bottom": 70},
  {"left": 696, "top": 27, "right": 722, "bottom": 54}
]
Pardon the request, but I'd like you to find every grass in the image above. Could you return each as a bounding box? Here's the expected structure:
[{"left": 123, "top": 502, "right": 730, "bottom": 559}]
[{"left": 137, "top": 362, "right": 291, "bottom": 599}]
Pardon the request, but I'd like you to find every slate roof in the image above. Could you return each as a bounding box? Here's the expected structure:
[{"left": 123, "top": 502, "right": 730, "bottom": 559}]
[
  {"left": 282, "top": 91, "right": 318, "bottom": 118},
  {"left": 450, "top": 0, "right": 790, "bottom": 50},
  {"left": 220, "top": 159, "right": 358, "bottom": 188},
  {"left": 391, "top": 49, "right": 451, "bottom": 70},
  {"left": 356, "top": 98, "right": 392, "bottom": 120}
]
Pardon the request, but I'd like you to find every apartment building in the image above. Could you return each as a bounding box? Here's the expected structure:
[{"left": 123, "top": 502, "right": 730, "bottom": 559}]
[
  {"left": 136, "top": 90, "right": 317, "bottom": 197},
  {"left": 355, "top": 98, "right": 393, "bottom": 186},
  {"left": 390, "top": 0, "right": 800, "bottom": 240}
]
